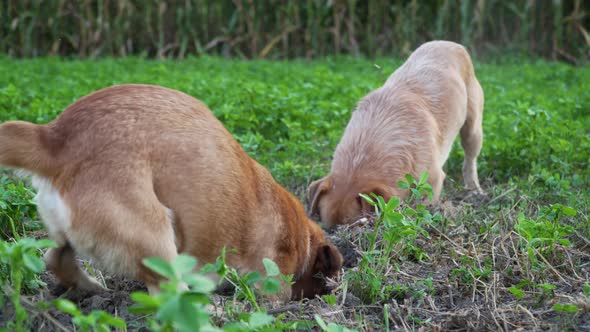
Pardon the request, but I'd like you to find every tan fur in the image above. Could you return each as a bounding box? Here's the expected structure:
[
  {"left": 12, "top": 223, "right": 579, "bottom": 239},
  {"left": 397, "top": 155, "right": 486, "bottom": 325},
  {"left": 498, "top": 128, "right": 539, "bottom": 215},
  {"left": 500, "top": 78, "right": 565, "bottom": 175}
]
[
  {"left": 308, "top": 41, "right": 484, "bottom": 228},
  {"left": 0, "top": 84, "right": 342, "bottom": 300}
]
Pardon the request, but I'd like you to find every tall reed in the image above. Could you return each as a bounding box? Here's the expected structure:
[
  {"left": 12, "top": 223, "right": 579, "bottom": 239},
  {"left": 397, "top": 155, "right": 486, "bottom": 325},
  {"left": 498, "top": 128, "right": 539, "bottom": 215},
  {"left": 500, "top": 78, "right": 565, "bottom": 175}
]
[{"left": 0, "top": 0, "right": 588, "bottom": 61}]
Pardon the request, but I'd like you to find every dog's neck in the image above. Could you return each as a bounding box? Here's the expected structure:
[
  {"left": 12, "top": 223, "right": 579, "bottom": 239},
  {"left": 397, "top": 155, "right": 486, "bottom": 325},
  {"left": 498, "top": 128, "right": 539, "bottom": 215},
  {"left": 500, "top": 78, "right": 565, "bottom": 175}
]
[{"left": 267, "top": 179, "right": 314, "bottom": 280}]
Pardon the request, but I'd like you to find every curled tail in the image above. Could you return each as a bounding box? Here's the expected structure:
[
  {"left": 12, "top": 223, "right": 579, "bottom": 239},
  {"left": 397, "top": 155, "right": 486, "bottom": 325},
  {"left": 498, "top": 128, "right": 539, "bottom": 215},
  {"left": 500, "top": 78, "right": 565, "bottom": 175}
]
[{"left": 0, "top": 121, "right": 56, "bottom": 176}]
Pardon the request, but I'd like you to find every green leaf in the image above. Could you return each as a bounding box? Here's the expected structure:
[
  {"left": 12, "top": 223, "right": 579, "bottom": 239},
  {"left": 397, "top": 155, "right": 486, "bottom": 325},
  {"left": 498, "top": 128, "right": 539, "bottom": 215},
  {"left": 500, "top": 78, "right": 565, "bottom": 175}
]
[
  {"left": 262, "top": 277, "right": 281, "bottom": 295},
  {"left": 54, "top": 299, "right": 81, "bottom": 316},
  {"left": 385, "top": 196, "right": 400, "bottom": 212},
  {"left": 95, "top": 311, "right": 127, "bottom": 329},
  {"left": 156, "top": 294, "right": 181, "bottom": 321},
  {"left": 419, "top": 171, "right": 429, "bottom": 185},
  {"left": 561, "top": 206, "right": 577, "bottom": 217},
  {"left": 33, "top": 239, "right": 57, "bottom": 249},
  {"left": 199, "top": 262, "right": 216, "bottom": 274},
  {"left": 182, "top": 273, "right": 216, "bottom": 293},
  {"left": 172, "top": 254, "right": 198, "bottom": 276},
  {"left": 552, "top": 303, "right": 579, "bottom": 313},
  {"left": 170, "top": 295, "right": 209, "bottom": 331},
  {"left": 22, "top": 254, "right": 44, "bottom": 273},
  {"left": 405, "top": 174, "right": 414, "bottom": 183},
  {"left": 536, "top": 283, "right": 556, "bottom": 292},
  {"left": 263, "top": 258, "right": 280, "bottom": 277},
  {"left": 358, "top": 193, "right": 375, "bottom": 206},
  {"left": 130, "top": 292, "right": 161, "bottom": 313},
  {"left": 244, "top": 271, "right": 263, "bottom": 285},
  {"left": 248, "top": 312, "right": 275, "bottom": 328},
  {"left": 322, "top": 294, "right": 337, "bottom": 306},
  {"left": 314, "top": 315, "right": 328, "bottom": 330},
  {"left": 583, "top": 283, "right": 590, "bottom": 296},
  {"left": 508, "top": 286, "right": 525, "bottom": 300},
  {"left": 143, "top": 257, "right": 176, "bottom": 280}
]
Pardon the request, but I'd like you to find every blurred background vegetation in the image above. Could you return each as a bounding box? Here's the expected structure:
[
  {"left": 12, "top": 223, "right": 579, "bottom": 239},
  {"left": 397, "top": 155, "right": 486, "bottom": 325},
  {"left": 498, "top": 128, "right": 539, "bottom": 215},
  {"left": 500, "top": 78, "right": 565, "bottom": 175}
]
[{"left": 1, "top": 0, "right": 589, "bottom": 62}]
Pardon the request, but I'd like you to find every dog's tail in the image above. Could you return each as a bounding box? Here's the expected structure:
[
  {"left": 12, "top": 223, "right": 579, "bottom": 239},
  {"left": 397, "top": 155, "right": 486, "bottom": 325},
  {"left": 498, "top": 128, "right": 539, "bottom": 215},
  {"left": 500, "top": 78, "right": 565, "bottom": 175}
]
[{"left": 0, "top": 121, "right": 56, "bottom": 176}]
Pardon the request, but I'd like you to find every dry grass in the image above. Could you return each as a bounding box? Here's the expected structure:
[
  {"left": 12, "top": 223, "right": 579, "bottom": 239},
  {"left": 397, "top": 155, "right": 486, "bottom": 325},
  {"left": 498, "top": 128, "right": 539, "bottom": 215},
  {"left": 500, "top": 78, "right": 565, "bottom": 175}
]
[{"left": 16, "top": 179, "right": 590, "bottom": 331}]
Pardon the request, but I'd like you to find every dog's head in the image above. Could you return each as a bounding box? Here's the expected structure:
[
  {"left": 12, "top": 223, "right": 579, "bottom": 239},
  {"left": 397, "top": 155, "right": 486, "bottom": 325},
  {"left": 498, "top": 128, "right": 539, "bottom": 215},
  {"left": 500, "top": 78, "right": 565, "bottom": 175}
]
[
  {"left": 291, "top": 221, "right": 343, "bottom": 300},
  {"left": 307, "top": 175, "right": 393, "bottom": 228}
]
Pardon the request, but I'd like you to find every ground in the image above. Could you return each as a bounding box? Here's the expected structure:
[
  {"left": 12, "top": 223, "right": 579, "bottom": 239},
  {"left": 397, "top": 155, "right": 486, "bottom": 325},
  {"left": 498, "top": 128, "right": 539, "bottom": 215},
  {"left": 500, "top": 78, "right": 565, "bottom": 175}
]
[{"left": 0, "top": 56, "right": 589, "bottom": 331}]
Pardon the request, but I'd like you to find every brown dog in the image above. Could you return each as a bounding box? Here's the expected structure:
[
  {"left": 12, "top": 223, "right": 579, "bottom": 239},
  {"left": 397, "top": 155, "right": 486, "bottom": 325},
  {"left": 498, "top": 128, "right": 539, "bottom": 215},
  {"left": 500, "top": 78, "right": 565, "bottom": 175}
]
[
  {"left": 308, "top": 41, "right": 484, "bottom": 228},
  {"left": 0, "top": 84, "right": 342, "bottom": 300}
]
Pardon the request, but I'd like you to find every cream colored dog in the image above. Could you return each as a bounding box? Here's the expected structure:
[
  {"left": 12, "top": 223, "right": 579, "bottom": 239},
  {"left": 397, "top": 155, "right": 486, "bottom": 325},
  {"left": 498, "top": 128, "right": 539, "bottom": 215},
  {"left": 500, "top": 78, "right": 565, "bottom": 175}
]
[
  {"left": 0, "top": 84, "right": 342, "bottom": 300},
  {"left": 308, "top": 41, "right": 485, "bottom": 228}
]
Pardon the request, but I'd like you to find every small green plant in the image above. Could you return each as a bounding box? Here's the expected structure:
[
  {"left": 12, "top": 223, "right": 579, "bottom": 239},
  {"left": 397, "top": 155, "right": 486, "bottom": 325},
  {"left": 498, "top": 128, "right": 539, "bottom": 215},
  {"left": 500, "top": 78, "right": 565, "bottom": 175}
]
[
  {"left": 0, "top": 238, "right": 56, "bottom": 331},
  {"left": 0, "top": 175, "right": 39, "bottom": 240},
  {"left": 314, "top": 314, "right": 356, "bottom": 332},
  {"left": 508, "top": 285, "right": 525, "bottom": 300},
  {"left": 514, "top": 204, "right": 576, "bottom": 268},
  {"left": 348, "top": 172, "right": 441, "bottom": 303},
  {"left": 536, "top": 283, "right": 556, "bottom": 296},
  {"left": 450, "top": 256, "right": 492, "bottom": 285},
  {"left": 552, "top": 303, "right": 579, "bottom": 313},
  {"left": 201, "top": 248, "right": 293, "bottom": 312},
  {"left": 397, "top": 172, "right": 434, "bottom": 201},
  {"left": 53, "top": 299, "right": 126, "bottom": 332},
  {"left": 131, "top": 251, "right": 297, "bottom": 331},
  {"left": 322, "top": 294, "right": 337, "bottom": 306},
  {"left": 130, "top": 254, "right": 221, "bottom": 331}
]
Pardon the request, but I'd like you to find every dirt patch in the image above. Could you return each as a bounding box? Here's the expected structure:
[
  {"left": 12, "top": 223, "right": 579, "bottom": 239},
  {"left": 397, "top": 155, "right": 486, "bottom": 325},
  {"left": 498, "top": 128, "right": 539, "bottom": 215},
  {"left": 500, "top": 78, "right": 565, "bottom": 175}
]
[
  {"left": 20, "top": 272, "right": 148, "bottom": 331},
  {"left": 7, "top": 182, "right": 590, "bottom": 331}
]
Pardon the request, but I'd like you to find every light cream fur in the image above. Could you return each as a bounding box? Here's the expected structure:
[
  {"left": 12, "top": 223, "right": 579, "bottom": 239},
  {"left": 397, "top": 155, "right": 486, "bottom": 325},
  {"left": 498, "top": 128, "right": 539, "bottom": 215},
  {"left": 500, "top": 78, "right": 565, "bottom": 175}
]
[{"left": 308, "top": 41, "right": 485, "bottom": 228}]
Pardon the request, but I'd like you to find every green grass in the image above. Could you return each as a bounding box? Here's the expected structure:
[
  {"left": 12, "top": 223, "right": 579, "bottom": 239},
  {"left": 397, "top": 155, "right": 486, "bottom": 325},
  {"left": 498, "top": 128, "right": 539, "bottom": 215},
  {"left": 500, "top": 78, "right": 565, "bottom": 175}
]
[{"left": 0, "top": 56, "right": 589, "bottom": 330}]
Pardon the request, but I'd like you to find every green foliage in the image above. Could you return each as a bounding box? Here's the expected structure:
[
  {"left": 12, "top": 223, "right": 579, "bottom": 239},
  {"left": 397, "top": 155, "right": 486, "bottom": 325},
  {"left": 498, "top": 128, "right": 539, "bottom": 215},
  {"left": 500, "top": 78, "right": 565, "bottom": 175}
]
[
  {"left": 130, "top": 255, "right": 220, "bottom": 331},
  {"left": 0, "top": 56, "right": 589, "bottom": 330},
  {"left": 450, "top": 256, "right": 492, "bottom": 285},
  {"left": 0, "top": 176, "right": 39, "bottom": 240},
  {"left": 397, "top": 172, "right": 433, "bottom": 201},
  {"left": 508, "top": 285, "right": 525, "bottom": 300},
  {"left": 552, "top": 303, "right": 579, "bottom": 314},
  {"left": 314, "top": 315, "right": 356, "bottom": 332},
  {"left": 200, "top": 249, "right": 291, "bottom": 315},
  {"left": 514, "top": 204, "right": 577, "bottom": 268},
  {"left": 322, "top": 294, "right": 337, "bottom": 306},
  {"left": 0, "top": 238, "right": 56, "bottom": 331},
  {"left": 54, "top": 299, "right": 126, "bottom": 332},
  {"left": 131, "top": 252, "right": 297, "bottom": 331},
  {"left": 348, "top": 173, "right": 441, "bottom": 303}
]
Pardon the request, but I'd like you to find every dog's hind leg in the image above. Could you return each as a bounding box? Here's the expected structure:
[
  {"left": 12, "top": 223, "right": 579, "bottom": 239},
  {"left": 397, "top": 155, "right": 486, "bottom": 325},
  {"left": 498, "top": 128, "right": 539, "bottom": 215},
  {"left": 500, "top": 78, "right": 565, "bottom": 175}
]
[
  {"left": 34, "top": 176, "right": 105, "bottom": 294},
  {"left": 43, "top": 244, "right": 106, "bottom": 293},
  {"left": 62, "top": 177, "right": 179, "bottom": 295},
  {"left": 461, "top": 77, "right": 484, "bottom": 193}
]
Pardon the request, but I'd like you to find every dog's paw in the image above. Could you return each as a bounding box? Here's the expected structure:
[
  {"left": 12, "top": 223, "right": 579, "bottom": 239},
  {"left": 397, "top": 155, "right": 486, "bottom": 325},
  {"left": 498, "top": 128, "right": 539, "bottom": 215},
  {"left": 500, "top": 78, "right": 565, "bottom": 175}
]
[
  {"left": 463, "top": 188, "right": 488, "bottom": 205},
  {"left": 76, "top": 276, "right": 108, "bottom": 294}
]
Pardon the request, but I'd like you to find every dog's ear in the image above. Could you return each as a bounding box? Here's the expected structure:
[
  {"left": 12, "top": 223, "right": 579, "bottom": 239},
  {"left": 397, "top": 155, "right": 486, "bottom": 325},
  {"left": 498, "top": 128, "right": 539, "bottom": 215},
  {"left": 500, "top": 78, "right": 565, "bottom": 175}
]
[
  {"left": 313, "top": 243, "right": 343, "bottom": 277},
  {"left": 307, "top": 176, "right": 331, "bottom": 216},
  {"left": 358, "top": 183, "right": 392, "bottom": 213}
]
